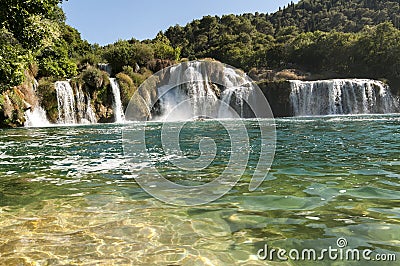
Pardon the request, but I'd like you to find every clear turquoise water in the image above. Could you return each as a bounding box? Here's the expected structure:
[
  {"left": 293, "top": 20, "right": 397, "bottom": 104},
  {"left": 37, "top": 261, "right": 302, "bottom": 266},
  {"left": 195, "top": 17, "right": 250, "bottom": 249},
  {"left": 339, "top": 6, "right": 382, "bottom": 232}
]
[{"left": 0, "top": 115, "right": 399, "bottom": 265}]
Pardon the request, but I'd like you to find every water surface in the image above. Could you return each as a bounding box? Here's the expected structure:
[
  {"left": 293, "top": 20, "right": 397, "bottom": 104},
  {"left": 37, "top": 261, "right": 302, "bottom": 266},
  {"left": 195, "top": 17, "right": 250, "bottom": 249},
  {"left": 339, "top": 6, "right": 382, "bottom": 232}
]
[{"left": 0, "top": 115, "right": 399, "bottom": 265}]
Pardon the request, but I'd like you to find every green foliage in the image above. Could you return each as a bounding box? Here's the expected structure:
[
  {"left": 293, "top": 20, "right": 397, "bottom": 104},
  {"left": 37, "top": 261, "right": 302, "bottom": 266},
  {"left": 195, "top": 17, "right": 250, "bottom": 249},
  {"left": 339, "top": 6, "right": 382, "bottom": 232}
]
[
  {"left": 122, "top": 66, "right": 148, "bottom": 86},
  {"left": 0, "top": 0, "right": 65, "bottom": 51},
  {"left": 0, "top": 29, "right": 33, "bottom": 92},
  {"left": 82, "top": 67, "right": 105, "bottom": 88},
  {"left": 37, "top": 78, "right": 58, "bottom": 122},
  {"left": 122, "top": 66, "right": 135, "bottom": 78},
  {"left": 78, "top": 53, "right": 102, "bottom": 67},
  {"left": 116, "top": 73, "right": 137, "bottom": 107},
  {"left": 164, "top": 1, "right": 400, "bottom": 70},
  {"left": 163, "top": 0, "right": 400, "bottom": 80},
  {"left": 61, "top": 25, "right": 91, "bottom": 58},
  {"left": 21, "top": 14, "right": 61, "bottom": 52},
  {"left": 152, "top": 41, "right": 175, "bottom": 60},
  {"left": 37, "top": 39, "right": 78, "bottom": 78},
  {"left": 352, "top": 22, "right": 400, "bottom": 78},
  {"left": 103, "top": 40, "right": 154, "bottom": 75},
  {"left": 151, "top": 32, "right": 181, "bottom": 61},
  {"left": 267, "top": 0, "right": 400, "bottom": 33},
  {"left": 0, "top": 0, "right": 80, "bottom": 93}
]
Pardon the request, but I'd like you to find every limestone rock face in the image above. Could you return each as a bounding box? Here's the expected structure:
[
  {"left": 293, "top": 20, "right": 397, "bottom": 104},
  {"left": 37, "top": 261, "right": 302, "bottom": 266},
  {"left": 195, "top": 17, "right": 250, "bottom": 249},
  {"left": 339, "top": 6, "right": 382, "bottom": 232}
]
[
  {"left": 96, "top": 103, "right": 114, "bottom": 123},
  {"left": 0, "top": 73, "right": 39, "bottom": 127},
  {"left": 258, "top": 80, "right": 293, "bottom": 117}
]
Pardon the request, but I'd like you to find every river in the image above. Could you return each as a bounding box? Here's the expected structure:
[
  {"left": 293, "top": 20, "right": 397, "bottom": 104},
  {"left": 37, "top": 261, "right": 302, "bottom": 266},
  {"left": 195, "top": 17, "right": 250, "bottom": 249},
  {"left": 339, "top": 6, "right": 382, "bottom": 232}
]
[{"left": 0, "top": 115, "right": 399, "bottom": 265}]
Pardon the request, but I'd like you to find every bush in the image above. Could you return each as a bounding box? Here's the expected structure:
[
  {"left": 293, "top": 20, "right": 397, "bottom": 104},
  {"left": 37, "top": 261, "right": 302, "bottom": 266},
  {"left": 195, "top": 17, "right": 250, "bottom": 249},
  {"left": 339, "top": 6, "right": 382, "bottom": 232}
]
[
  {"left": 82, "top": 66, "right": 104, "bottom": 88},
  {"left": 122, "top": 66, "right": 135, "bottom": 78},
  {"left": 152, "top": 41, "right": 176, "bottom": 60},
  {"left": 103, "top": 41, "right": 154, "bottom": 75},
  {"left": 275, "top": 69, "right": 303, "bottom": 80},
  {"left": 37, "top": 78, "right": 58, "bottom": 122},
  {"left": 116, "top": 73, "right": 137, "bottom": 107},
  {"left": 122, "top": 66, "right": 148, "bottom": 86},
  {"left": 78, "top": 53, "right": 102, "bottom": 67}
]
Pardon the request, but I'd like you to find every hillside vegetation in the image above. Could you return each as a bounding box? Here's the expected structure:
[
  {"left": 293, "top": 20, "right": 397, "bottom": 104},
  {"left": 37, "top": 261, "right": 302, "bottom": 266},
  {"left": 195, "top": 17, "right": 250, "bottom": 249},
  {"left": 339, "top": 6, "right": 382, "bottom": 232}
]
[
  {"left": 165, "top": 0, "right": 400, "bottom": 81},
  {"left": 0, "top": 0, "right": 400, "bottom": 126}
]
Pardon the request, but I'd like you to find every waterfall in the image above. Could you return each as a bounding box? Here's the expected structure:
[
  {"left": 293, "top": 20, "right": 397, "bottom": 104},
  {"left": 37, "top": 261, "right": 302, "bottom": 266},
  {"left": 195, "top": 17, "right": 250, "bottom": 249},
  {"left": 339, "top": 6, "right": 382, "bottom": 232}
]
[
  {"left": 156, "top": 61, "right": 256, "bottom": 121},
  {"left": 158, "top": 62, "right": 220, "bottom": 120},
  {"left": 24, "top": 78, "right": 51, "bottom": 127},
  {"left": 75, "top": 86, "right": 96, "bottom": 124},
  {"left": 218, "top": 88, "right": 235, "bottom": 118},
  {"left": 85, "top": 94, "right": 97, "bottom": 124},
  {"left": 55, "top": 81, "right": 97, "bottom": 124},
  {"left": 55, "top": 81, "right": 77, "bottom": 124},
  {"left": 110, "top": 78, "right": 125, "bottom": 123},
  {"left": 290, "top": 79, "right": 399, "bottom": 116},
  {"left": 218, "top": 68, "right": 255, "bottom": 118},
  {"left": 24, "top": 106, "right": 50, "bottom": 127},
  {"left": 75, "top": 86, "right": 86, "bottom": 123}
]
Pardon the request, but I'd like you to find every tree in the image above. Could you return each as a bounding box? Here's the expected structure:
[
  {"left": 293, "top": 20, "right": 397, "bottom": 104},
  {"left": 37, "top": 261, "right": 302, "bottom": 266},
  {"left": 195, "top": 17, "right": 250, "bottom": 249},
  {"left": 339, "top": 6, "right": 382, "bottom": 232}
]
[
  {"left": 0, "top": 29, "right": 32, "bottom": 92},
  {"left": 0, "top": 0, "right": 76, "bottom": 88},
  {"left": 0, "top": 0, "right": 66, "bottom": 51},
  {"left": 152, "top": 32, "right": 176, "bottom": 60},
  {"left": 103, "top": 41, "right": 154, "bottom": 75}
]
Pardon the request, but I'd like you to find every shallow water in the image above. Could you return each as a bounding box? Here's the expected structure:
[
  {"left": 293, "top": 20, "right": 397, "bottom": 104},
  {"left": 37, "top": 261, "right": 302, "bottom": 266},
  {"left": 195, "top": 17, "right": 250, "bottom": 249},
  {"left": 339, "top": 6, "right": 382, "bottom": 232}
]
[{"left": 0, "top": 115, "right": 399, "bottom": 265}]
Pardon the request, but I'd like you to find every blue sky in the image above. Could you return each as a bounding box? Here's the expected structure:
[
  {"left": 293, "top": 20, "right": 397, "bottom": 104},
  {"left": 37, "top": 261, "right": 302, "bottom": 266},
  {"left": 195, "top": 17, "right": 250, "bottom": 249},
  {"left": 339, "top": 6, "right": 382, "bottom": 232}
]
[{"left": 62, "top": 0, "right": 298, "bottom": 45}]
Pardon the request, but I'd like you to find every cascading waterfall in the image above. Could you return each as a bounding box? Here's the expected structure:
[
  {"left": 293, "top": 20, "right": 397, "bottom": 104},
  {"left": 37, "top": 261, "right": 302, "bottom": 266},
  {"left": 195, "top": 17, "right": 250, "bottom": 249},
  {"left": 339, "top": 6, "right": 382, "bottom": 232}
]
[
  {"left": 218, "top": 68, "right": 255, "bottom": 118},
  {"left": 55, "top": 81, "right": 77, "bottom": 124},
  {"left": 75, "top": 86, "right": 86, "bottom": 123},
  {"left": 24, "top": 106, "right": 50, "bottom": 127},
  {"left": 55, "top": 81, "right": 97, "bottom": 124},
  {"left": 85, "top": 94, "right": 97, "bottom": 124},
  {"left": 156, "top": 62, "right": 256, "bottom": 121},
  {"left": 110, "top": 78, "right": 125, "bottom": 123},
  {"left": 290, "top": 79, "right": 399, "bottom": 116},
  {"left": 75, "top": 86, "right": 96, "bottom": 124},
  {"left": 24, "top": 78, "right": 51, "bottom": 127},
  {"left": 157, "top": 62, "right": 220, "bottom": 120}
]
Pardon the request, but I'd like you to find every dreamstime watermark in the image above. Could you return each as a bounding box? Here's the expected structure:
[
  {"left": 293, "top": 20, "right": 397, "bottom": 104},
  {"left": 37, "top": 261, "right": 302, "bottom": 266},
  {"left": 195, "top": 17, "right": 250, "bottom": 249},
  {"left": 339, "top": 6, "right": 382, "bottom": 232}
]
[
  {"left": 122, "top": 60, "right": 276, "bottom": 206},
  {"left": 257, "top": 238, "right": 397, "bottom": 262}
]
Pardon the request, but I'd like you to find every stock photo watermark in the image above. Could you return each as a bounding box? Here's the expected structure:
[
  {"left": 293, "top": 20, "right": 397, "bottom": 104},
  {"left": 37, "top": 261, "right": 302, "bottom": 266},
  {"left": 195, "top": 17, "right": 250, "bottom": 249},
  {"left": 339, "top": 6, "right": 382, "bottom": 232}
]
[
  {"left": 257, "top": 237, "right": 397, "bottom": 262},
  {"left": 122, "top": 60, "right": 276, "bottom": 206}
]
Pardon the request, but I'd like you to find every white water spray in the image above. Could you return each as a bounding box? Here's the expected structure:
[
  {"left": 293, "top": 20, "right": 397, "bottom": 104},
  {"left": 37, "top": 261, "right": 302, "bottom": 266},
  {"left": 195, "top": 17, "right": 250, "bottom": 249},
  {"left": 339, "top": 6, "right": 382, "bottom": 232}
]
[
  {"left": 290, "top": 79, "right": 399, "bottom": 116},
  {"left": 55, "top": 81, "right": 77, "bottom": 124},
  {"left": 156, "top": 62, "right": 256, "bottom": 121},
  {"left": 110, "top": 78, "right": 125, "bottom": 123},
  {"left": 24, "top": 106, "right": 50, "bottom": 127}
]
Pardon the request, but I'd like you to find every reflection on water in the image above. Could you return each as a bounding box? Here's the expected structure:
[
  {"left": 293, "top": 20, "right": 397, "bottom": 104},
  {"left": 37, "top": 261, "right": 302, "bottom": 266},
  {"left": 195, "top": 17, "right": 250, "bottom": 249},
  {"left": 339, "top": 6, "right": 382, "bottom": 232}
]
[{"left": 0, "top": 115, "right": 399, "bottom": 265}]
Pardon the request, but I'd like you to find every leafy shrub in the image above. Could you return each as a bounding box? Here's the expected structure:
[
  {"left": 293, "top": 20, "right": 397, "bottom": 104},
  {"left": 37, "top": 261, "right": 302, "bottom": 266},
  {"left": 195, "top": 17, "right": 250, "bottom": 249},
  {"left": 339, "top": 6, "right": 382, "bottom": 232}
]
[
  {"left": 116, "top": 73, "right": 137, "bottom": 107},
  {"left": 82, "top": 67, "right": 104, "bottom": 88},
  {"left": 152, "top": 41, "right": 176, "bottom": 60},
  {"left": 122, "top": 66, "right": 135, "bottom": 78},
  {"left": 78, "top": 53, "right": 102, "bottom": 67},
  {"left": 37, "top": 78, "right": 58, "bottom": 122},
  {"left": 22, "top": 14, "right": 61, "bottom": 52},
  {"left": 122, "top": 66, "right": 148, "bottom": 86},
  {"left": 103, "top": 41, "right": 154, "bottom": 75}
]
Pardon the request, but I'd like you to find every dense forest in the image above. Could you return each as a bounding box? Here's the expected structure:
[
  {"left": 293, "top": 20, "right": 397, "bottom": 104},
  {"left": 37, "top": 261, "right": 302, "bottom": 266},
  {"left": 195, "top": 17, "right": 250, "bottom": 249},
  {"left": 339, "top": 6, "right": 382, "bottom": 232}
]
[
  {"left": 1, "top": 0, "right": 400, "bottom": 127},
  {"left": 165, "top": 0, "right": 400, "bottom": 80}
]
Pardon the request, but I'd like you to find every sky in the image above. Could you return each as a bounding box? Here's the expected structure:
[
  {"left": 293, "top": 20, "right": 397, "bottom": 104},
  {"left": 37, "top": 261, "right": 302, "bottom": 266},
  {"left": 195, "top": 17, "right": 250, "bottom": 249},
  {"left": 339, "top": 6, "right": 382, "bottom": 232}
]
[{"left": 61, "top": 0, "right": 298, "bottom": 46}]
